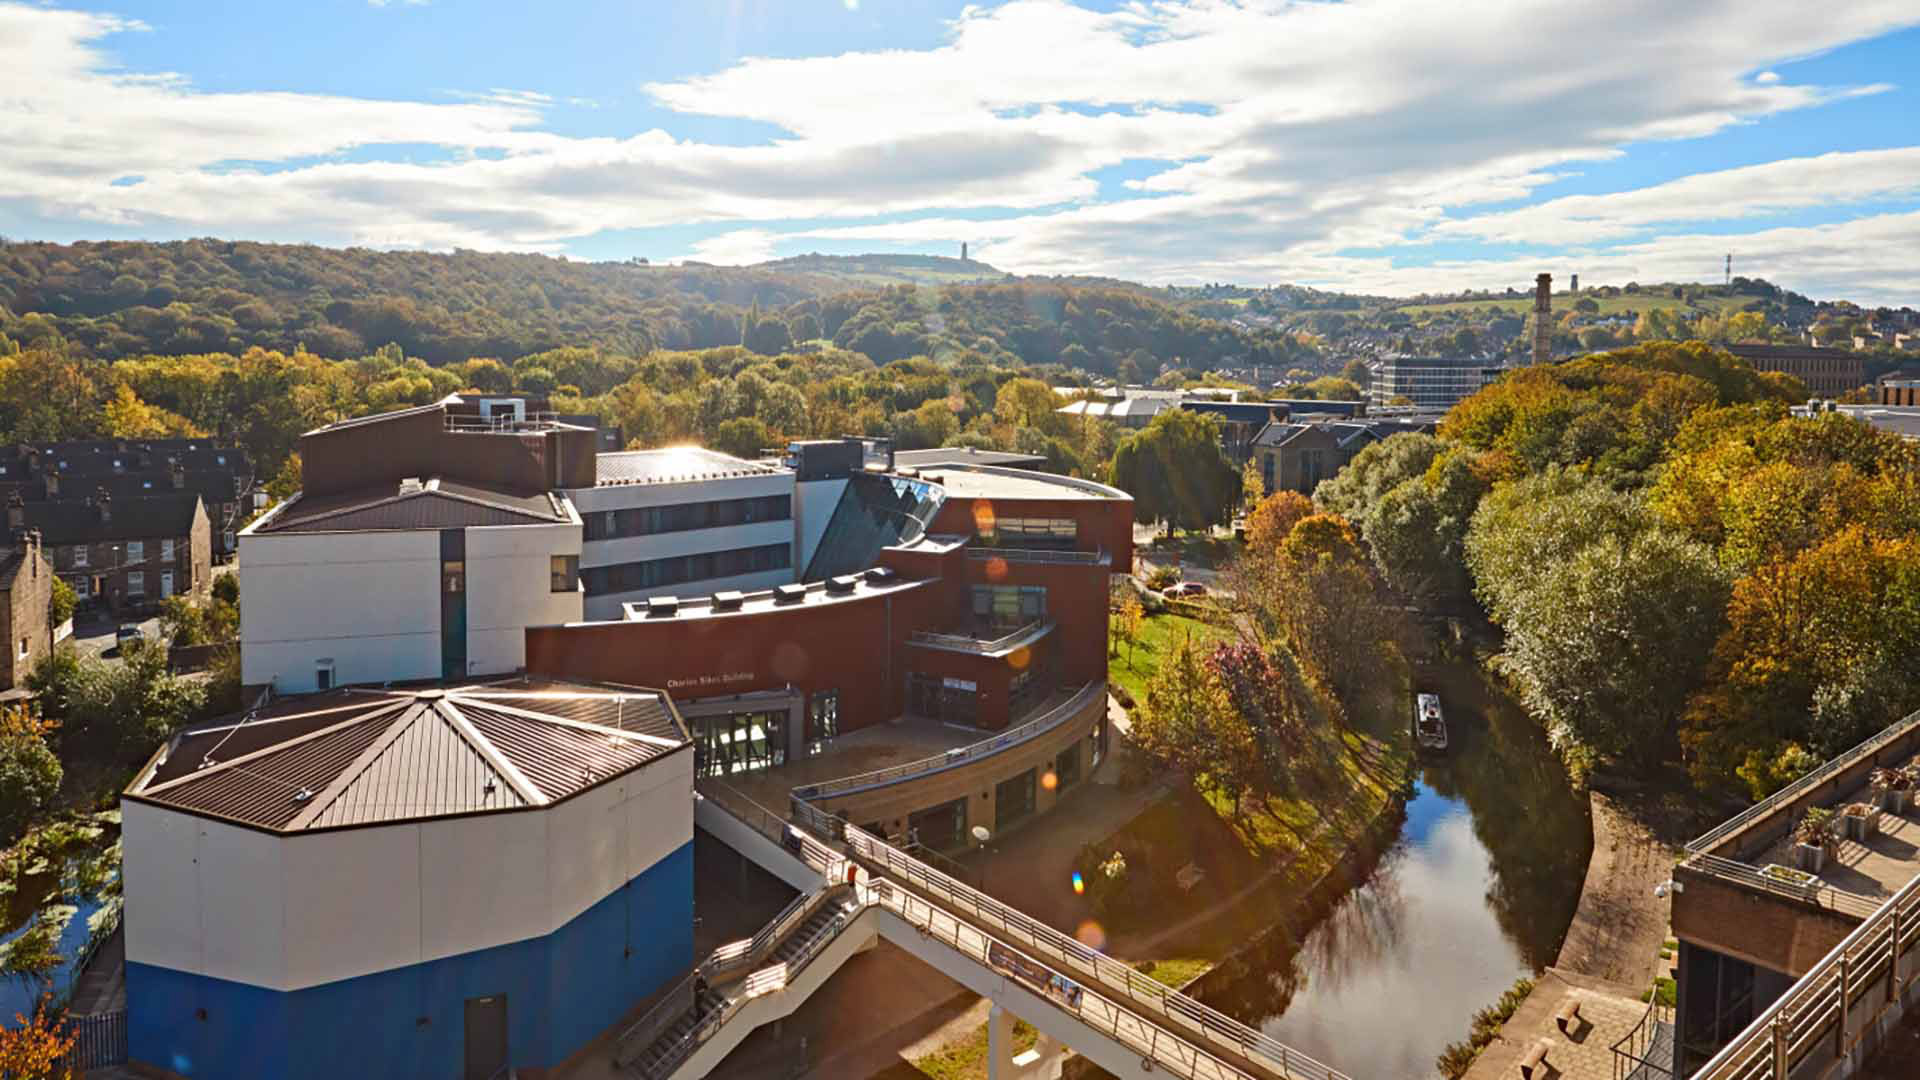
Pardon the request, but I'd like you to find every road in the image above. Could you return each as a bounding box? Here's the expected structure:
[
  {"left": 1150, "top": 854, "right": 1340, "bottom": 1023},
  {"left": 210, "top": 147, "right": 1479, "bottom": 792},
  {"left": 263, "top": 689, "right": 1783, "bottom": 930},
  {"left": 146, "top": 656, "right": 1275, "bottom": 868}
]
[{"left": 69, "top": 610, "right": 161, "bottom": 659}]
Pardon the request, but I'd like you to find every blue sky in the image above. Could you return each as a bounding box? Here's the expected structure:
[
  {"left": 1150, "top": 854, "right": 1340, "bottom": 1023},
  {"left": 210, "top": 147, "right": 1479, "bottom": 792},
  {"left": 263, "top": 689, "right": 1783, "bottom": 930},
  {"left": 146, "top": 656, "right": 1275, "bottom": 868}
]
[{"left": 3, "top": 0, "right": 1918, "bottom": 303}]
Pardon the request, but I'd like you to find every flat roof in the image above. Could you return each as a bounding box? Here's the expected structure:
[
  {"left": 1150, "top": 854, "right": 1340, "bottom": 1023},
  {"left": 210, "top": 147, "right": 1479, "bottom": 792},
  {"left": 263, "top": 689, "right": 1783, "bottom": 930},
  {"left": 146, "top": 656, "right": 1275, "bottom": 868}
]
[
  {"left": 611, "top": 558, "right": 947, "bottom": 625},
  {"left": 126, "top": 678, "right": 687, "bottom": 835},
  {"left": 912, "top": 463, "right": 1126, "bottom": 502},
  {"left": 594, "top": 446, "right": 785, "bottom": 487},
  {"left": 891, "top": 447, "right": 1046, "bottom": 469}
]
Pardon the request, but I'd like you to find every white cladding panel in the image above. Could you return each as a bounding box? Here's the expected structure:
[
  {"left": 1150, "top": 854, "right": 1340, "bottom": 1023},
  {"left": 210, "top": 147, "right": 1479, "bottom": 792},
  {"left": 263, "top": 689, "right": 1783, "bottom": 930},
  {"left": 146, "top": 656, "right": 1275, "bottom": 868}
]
[
  {"left": 418, "top": 808, "right": 554, "bottom": 964},
  {"left": 121, "top": 801, "right": 215, "bottom": 977},
  {"left": 545, "top": 750, "right": 693, "bottom": 929},
  {"left": 464, "top": 520, "right": 583, "bottom": 675},
  {"left": 125, "top": 756, "right": 694, "bottom": 991},
  {"left": 279, "top": 824, "right": 424, "bottom": 990},
  {"left": 239, "top": 528, "right": 440, "bottom": 691}
]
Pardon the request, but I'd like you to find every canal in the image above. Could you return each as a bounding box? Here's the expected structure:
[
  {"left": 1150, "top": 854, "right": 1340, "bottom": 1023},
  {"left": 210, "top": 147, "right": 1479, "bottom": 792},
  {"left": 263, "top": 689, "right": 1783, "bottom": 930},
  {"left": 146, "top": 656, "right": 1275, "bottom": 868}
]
[{"left": 1195, "top": 660, "right": 1593, "bottom": 1079}]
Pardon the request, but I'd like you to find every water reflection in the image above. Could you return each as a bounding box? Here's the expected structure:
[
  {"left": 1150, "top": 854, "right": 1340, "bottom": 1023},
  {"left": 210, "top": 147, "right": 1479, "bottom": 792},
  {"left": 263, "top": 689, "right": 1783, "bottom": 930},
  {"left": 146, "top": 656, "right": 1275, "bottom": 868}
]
[{"left": 1198, "top": 663, "right": 1592, "bottom": 1079}]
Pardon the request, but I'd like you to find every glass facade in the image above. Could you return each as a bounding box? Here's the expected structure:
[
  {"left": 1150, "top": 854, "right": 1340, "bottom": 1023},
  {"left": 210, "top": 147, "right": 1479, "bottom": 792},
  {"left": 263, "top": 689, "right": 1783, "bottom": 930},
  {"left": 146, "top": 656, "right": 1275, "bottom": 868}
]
[
  {"left": 692, "top": 710, "right": 787, "bottom": 778},
  {"left": 803, "top": 473, "right": 945, "bottom": 580},
  {"left": 909, "top": 797, "right": 969, "bottom": 852},
  {"left": 581, "top": 543, "right": 791, "bottom": 595},
  {"left": 978, "top": 517, "right": 1077, "bottom": 548},
  {"left": 808, "top": 689, "right": 840, "bottom": 756},
  {"left": 583, "top": 494, "right": 791, "bottom": 541},
  {"left": 971, "top": 585, "right": 1047, "bottom": 628},
  {"left": 995, "top": 769, "right": 1037, "bottom": 831}
]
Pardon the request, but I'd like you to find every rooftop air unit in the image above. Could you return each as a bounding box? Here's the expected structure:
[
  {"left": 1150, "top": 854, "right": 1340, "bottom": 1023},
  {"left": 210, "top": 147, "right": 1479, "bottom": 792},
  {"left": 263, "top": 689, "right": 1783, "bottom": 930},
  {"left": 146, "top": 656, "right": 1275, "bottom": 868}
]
[
  {"left": 646, "top": 596, "right": 680, "bottom": 618},
  {"left": 825, "top": 575, "right": 860, "bottom": 595},
  {"left": 773, "top": 583, "right": 808, "bottom": 605},
  {"left": 863, "top": 566, "right": 897, "bottom": 584},
  {"left": 711, "top": 590, "right": 745, "bottom": 612}
]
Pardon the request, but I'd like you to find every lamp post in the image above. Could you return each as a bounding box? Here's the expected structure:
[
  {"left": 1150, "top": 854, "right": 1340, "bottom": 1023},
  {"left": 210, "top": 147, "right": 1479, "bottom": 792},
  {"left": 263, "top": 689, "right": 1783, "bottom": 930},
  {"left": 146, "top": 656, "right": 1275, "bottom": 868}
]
[{"left": 972, "top": 825, "right": 994, "bottom": 894}]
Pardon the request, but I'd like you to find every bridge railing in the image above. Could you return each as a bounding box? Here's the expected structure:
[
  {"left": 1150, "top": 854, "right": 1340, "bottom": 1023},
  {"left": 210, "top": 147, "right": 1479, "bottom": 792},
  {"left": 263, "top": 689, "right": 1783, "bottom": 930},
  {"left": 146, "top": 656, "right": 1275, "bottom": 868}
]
[
  {"left": 1691, "top": 867, "right": 1920, "bottom": 1080},
  {"left": 790, "top": 681, "right": 1103, "bottom": 803},
  {"left": 844, "top": 824, "right": 1352, "bottom": 1080}
]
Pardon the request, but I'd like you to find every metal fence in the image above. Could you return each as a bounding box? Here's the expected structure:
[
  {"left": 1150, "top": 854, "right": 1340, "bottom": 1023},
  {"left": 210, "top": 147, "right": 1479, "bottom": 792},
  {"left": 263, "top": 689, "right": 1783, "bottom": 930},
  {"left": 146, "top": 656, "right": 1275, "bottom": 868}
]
[
  {"left": 966, "top": 548, "right": 1106, "bottom": 565},
  {"left": 1692, "top": 868, "right": 1920, "bottom": 1080},
  {"left": 790, "top": 680, "right": 1103, "bottom": 803},
  {"left": 63, "top": 1010, "right": 128, "bottom": 1071},
  {"left": 908, "top": 619, "right": 1051, "bottom": 654}
]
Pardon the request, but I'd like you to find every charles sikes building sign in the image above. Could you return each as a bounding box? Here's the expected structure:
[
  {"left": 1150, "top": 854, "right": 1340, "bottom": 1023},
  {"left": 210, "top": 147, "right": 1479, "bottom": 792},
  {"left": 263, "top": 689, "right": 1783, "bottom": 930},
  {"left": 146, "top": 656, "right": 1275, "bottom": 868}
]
[{"left": 665, "top": 671, "right": 755, "bottom": 692}]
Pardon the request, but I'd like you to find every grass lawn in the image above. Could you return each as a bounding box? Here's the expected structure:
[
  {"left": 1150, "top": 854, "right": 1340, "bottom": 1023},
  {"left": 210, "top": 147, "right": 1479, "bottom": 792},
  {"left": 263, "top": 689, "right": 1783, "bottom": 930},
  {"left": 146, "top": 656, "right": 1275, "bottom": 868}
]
[
  {"left": 904, "top": 1015, "right": 1038, "bottom": 1080},
  {"left": 1134, "top": 956, "right": 1212, "bottom": 988},
  {"left": 1108, "top": 611, "right": 1229, "bottom": 707}
]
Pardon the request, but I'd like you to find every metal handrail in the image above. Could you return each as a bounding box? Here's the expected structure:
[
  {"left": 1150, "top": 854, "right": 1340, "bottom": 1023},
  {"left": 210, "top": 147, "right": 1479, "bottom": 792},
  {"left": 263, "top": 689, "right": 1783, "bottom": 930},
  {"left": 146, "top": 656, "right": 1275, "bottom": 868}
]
[
  {"left": 908, "top": 619, "right": 1050, "bottom": 654},
  {"left": 967, "top": 547, "right": 1106, "bottom": 565},
  {"left": 789, "top": 681, "right": 1103, "bottom": 802},
  {"left": 1610, "top": 998, "right": 1673, "bottom": 1080},
  {"left": 1692, "top": 864, "right": 1920, "bottom": 1079},
  {"left": 1688, "top": 707, "right": 1920, "bottom": 856},
  {"left": 842, "top": 824, "right": 1352, "bottom": 1080},
  {"left": 1681, "top": 851, "right": 1884, "bottom": 919}
]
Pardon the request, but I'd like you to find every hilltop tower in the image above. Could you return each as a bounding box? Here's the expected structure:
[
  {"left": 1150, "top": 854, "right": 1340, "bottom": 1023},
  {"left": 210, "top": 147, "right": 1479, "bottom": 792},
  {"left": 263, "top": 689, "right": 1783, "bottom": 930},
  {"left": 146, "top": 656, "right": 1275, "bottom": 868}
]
[
  {"left": 961, "top": 241, "right": 969, "bottom": 263},
  {"left": 1532, "top": 273, "right": 1552, "bottom": 366}
]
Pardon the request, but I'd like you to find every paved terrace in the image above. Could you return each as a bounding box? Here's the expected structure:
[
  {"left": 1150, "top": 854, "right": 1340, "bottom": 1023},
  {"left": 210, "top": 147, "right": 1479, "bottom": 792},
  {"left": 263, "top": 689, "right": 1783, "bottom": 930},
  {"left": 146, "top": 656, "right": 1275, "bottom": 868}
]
[
  {"left": 1682, "top": 708, "right": 1920, "bottom": 924},
  {"left": 703, "top": 685, "right": 1081, "bottom": 826}
]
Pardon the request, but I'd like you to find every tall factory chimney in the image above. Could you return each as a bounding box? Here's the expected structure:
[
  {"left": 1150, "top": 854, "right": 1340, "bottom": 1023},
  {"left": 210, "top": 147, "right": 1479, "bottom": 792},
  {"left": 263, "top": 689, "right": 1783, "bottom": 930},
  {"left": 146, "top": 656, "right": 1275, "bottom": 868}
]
[
  {"left": 1570, "top": 273, "right": 1578, "bottom": 294},
  {"left": 1532, "top": 273, "right": 1552, "bottom": 366},
  {"left": 961, "top": 242, "right": 969, "bottom": 263}
]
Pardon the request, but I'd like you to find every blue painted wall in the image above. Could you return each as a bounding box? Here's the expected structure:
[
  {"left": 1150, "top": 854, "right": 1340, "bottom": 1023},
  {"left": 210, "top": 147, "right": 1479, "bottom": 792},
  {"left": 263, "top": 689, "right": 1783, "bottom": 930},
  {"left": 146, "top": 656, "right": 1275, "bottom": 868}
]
[{"left": 128, "top": 840, "right": 693, "bottom": 1080}]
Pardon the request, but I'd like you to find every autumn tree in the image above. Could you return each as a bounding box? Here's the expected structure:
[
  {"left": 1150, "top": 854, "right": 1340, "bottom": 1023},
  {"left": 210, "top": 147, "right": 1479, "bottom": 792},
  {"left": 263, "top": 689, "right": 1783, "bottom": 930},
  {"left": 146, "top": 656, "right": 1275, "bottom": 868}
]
[
  {"left": 1135, "top": 634, "right": 1261, "bottom": 818},
  {"left": 0, "top": 994, "right": 74, "bottom": 1080},
  {"left": 0, "top": 709, "right": 61, "bottom": 844},
  {"left": 1242, "top": 491, "right": 1313, "bottom": 557}
]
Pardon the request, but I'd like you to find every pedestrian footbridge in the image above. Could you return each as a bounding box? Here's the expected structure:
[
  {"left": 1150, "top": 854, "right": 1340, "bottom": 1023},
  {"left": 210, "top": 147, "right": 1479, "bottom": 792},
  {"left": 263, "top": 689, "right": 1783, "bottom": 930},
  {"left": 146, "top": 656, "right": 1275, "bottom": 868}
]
[{"left": 612, "top": 790, "right": 1354, "bottom": 1080}]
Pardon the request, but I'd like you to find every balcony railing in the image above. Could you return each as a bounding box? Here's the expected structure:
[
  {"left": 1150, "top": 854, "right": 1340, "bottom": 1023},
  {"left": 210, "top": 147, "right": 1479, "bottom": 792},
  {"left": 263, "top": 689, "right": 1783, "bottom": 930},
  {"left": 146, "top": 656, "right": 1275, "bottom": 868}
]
[
  {"left": 967, "top": 546, "right": 1107, "bottom": 565},
  {"left": 790, "top": 680, "right": 1103, "bottom": 803},
  {"left": 1692, "top": 867, "right": 1920, "bottom": 1080},
  {"left": 908, "top": 619, "right": 1050, "bottom": 654}
]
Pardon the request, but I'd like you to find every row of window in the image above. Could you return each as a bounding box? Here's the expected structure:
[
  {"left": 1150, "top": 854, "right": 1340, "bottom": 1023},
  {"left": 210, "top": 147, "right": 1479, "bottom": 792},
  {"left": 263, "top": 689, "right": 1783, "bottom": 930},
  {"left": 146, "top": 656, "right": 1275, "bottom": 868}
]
[
  {"left": 583, "top": 495, "right": 792, "bottom": 542},
  {"left": 61, "top": 539, "right": 184, "bottom": 570},
  {"left": 580, "top": 543, "right": 793, "bottom": 595},
  {"left": 979, "top": 517, "right": 1078, "bottom": 547}
]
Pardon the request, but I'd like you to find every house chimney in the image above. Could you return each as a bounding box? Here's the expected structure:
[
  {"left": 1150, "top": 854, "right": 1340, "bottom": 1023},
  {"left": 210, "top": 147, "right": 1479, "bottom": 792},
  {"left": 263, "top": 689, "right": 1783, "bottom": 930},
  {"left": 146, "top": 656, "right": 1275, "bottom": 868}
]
[
  {"left": 43, "top": 470, "right": 59, "bottom": 498},
  {"left": 170, "top": 460, "right": 186, "bottom": 490},
  {"left": 5, "top": 492, "right": 21, "bottom": 532},
  {"left": 1532, "top": 273, "right": 1553, "bottom": 366},
  {"left": 94, "top": 488, "right": 111, "bottom": 524}
]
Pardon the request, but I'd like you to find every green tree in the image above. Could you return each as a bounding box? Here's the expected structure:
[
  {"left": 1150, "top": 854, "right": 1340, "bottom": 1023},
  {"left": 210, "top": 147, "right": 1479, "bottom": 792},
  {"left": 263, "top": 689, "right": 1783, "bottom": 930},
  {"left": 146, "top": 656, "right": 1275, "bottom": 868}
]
[
  {"left": 1108, "top": 410, "right": 1240, "bottom": 533},
  {"left": 712, "top": 417, "right": 774, "bottom": 459},
  {"left": 1135, "top": 634, "right": 1261, "bottom": 818},
  {"left": 47, "top": 580, "right": 74, "bottom": 629},
  {"left": 0, "top": 709, "right": 61, "bottom": 843}
]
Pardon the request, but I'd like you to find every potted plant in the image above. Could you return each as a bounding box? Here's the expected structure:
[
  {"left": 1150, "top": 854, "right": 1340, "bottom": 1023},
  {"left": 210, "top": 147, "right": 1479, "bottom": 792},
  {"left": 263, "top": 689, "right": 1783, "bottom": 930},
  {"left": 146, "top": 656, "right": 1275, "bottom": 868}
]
[
  {"left": 1761, "top": 863, "right": 1821, "bottom": 893},
  {"left": 1874, "top": 767, "right": 1912, "bottom": 814},
  {"left": 1793, "top": 807, "right": 1836, "bottom": 873},
  {"left": 1842, "top": 801, "right": 1882, "bottom": 841}
]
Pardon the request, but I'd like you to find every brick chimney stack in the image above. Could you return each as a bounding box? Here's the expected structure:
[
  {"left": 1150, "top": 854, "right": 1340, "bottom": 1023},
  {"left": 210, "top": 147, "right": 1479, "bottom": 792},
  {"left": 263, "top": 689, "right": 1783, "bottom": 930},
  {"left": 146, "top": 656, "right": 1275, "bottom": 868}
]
[
  {"left": 5, "top": 491, "right": 22, "bottom": 532},
  {"left": 94, "top": 487, "right": 111, "bottom": 524},
  {"left": 1532, "top": 273, "right": 1553, "bottom": 366},
  {"left": 170, "top": 460, "right": 187, "bottom": 490},
  {"left": 44, "top": 469, "right": 60, "bottom": 498}
]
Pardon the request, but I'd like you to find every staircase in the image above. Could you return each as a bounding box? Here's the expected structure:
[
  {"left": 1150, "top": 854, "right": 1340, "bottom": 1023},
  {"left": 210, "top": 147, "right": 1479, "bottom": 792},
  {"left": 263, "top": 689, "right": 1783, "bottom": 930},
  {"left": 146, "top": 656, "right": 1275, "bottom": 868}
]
[{"left": 620, "top": 893, "right": 860, "bottom": 1078}]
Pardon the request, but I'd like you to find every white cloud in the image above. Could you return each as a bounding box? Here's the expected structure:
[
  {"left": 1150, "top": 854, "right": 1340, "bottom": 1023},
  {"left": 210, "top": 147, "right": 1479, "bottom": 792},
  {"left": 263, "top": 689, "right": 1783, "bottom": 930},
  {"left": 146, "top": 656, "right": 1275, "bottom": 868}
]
[{"left": 2, "top": 0, "right": 1918, "bottom": 302}]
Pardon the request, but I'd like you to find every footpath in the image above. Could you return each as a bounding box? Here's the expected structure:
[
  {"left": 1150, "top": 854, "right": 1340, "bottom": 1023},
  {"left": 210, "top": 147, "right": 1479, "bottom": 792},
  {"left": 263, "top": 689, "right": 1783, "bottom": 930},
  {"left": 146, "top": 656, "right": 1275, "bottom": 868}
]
[{"left": 1463, "top": 789, "right": 1685, "bottom": 1080}]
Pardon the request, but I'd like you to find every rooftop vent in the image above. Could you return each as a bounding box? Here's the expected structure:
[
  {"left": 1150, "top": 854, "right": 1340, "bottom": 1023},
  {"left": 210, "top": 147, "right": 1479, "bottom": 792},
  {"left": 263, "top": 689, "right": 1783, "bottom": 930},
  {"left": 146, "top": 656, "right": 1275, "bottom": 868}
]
[
  {"left": 774, "top": 583, "right": 808, "bottom": 605},
  {"left": 398, "top": 476, "right": 425, "bottom": 495},
  {"left": 646, "top": 596, "right": 680, "bottom": 618},
  {"left": 712, "top": 590, "right": 745, "bottom": 612},
  {"left": 826, "top": 574, "right": 860, "bottom": 595},
  {"left": 863, "top": 566, "right": 897, "bottom": 584}
]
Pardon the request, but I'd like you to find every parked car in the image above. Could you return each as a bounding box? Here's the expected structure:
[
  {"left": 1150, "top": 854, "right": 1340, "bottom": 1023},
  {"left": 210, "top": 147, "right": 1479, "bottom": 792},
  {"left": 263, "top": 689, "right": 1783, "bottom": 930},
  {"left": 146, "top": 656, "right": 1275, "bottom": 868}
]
[
  {"left": 1162, "top": 581, "right": 1208, "bottom": 598},
  {"left": 115, "top": 625, "right": 145, "bottom": 649}
]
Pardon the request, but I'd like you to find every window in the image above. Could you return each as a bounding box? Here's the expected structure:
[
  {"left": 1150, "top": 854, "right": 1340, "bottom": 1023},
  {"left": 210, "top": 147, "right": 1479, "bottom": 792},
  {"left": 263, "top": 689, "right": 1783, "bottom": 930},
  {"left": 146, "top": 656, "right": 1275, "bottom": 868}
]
[
  {"left": 71, "top": 546, "right": 87, "bottom": 569},
  {"left": 127, "top": 571, "right": 145, "bottom": 597},
  {"left": 692, "top": 710, "right": 786, "bottom": 778},
  {"left": 16, "top": 638, "right": 26, "bottom": 660},
  {"left": 583, "top": 495, "right": 792, "bottom": 541},
  {"left": 550, "top": 555, "right": 579, "bottom": 592},
  {"left": 983, "top": 517, "right": 1078, "bottom": 548},
  {"left": 316, "top": 661, "right": 335, "bottom": 691},
  {"left": 1090, "top": 710, "right": 1110, "bottom": 769},
  {"left": 443, "top": 560, "right": 465, "bottom": 593},
  {"left": 995, "top": 769, "right": 1037, "bottom": 831},
  {"left": 579, "top": 543, "right": 792, "bottom": 595},
  {"left": 73, "top": 577, "right": 90, "bottom": 600},
  {"left": 126, "top": 541, "right": 144, "bottom": 562},
  {"left": 809, "top": 690, "right": 840, "bottom": 756},
  {"left": 1055, "top": 744, "right": 1081, "bottom": 789},
  {"left": 970, "top": 585, "right": 1046, "bottom": 628},
  {"left": 161, "top": 539, "right": 175, "bottom": 563}
]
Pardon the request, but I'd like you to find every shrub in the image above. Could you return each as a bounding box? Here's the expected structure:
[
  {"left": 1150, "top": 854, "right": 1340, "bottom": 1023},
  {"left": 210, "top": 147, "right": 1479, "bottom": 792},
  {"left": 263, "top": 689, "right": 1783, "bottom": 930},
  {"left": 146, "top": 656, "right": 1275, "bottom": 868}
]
[
  {"left": 0, "top": 709, "right": 62, "bottom": 844},
  {"left": 1146, "top": 566, "right": 1180, "bottom": 590}
]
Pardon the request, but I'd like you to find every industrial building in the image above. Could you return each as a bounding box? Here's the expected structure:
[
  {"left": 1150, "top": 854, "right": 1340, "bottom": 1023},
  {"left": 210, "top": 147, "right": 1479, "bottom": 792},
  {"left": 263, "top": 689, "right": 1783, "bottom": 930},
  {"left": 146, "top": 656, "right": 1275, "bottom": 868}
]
[{"left": 1368, "top": 356, "right": 1507, "bottom": 411}]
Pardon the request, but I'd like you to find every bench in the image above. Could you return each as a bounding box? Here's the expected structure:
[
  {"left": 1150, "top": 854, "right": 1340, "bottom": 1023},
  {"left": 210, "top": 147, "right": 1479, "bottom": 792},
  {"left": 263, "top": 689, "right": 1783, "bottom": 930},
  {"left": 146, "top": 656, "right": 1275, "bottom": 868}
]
[
  {"left": 1518, "top": 1038, "right": 1551, "bottom": 1079},
  {"left": 1554, "top": 996, "right": 1582, "bottom": 1033}
]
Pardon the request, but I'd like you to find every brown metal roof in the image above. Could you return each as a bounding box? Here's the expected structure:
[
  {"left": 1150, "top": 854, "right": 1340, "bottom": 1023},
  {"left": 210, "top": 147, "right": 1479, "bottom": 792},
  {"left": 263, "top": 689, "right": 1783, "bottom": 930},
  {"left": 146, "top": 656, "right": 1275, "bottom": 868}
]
[
  {"left": 128, "top": 682, "right": 687, "bottom": 834},
  {"left": 255, "top": 477, "right": 567, "bottom": 534}
]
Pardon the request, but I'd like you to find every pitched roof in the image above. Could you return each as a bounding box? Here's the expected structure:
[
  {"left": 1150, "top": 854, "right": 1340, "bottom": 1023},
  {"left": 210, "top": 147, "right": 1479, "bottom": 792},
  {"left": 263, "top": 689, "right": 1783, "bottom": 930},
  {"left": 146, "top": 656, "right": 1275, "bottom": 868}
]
[
  {"left": 15, "top": 493, "right": 204, "bottom": 544},
  {"left": 254, "top": 477, "right": 568, "bottom": 534},
  {"left": 126, "top": 681, "right": 687, "bottom": 834}
]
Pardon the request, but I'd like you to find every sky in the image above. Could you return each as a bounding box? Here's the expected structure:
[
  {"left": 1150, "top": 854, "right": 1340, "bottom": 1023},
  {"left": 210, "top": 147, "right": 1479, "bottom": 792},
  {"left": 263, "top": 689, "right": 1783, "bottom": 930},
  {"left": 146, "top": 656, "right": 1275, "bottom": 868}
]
[{"left": 3, "top": 0, "right": 1919, "bottom": 304}]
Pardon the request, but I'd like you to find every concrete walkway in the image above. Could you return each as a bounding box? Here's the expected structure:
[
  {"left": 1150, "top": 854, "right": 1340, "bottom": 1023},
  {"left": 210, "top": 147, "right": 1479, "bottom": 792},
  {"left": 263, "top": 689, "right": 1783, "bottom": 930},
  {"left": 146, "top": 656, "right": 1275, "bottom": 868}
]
[{"left": 1556, "top": 791, "right": 1678, "bottom": 991}]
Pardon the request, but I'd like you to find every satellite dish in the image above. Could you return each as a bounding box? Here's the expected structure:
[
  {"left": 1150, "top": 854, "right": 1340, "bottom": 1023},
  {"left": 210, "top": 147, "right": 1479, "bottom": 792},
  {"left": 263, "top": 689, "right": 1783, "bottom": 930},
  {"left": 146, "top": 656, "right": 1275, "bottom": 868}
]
[{"left": 971, "top": 825, "right": 992, "bottom": 844}]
